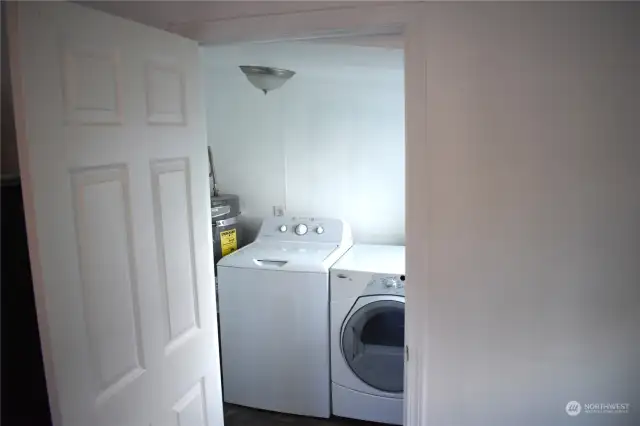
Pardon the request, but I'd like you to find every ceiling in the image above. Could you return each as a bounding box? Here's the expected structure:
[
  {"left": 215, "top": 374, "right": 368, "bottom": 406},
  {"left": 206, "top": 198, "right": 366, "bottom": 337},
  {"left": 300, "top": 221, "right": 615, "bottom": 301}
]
[
  {"left": 80, "top": 1, "right": 384, "bottom": 34},
  {"left": 78, "top": 1, "right": 403, "bottom": 48}
]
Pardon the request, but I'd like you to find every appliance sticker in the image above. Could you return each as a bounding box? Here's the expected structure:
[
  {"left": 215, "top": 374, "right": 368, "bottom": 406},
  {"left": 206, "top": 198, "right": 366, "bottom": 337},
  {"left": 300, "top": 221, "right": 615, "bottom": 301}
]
[{"left": 220, "top": 229, "right": 238, "bottom": 256}]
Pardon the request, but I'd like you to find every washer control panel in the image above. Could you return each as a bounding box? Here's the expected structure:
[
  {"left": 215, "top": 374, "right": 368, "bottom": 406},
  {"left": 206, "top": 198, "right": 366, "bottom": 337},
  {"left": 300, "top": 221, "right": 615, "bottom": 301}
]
[
  {"left": 364, "top": 273, "right": 406, "bottom": 296},
  {"left": 258, "top": 216, "right": 350, "bottom": 244}
]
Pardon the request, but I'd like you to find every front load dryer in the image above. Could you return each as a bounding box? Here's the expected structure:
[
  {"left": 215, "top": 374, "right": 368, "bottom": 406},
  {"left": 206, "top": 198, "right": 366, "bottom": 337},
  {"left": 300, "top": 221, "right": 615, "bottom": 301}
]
[{"left": 330, "top": 244, "right": 405, "bottom": 425}]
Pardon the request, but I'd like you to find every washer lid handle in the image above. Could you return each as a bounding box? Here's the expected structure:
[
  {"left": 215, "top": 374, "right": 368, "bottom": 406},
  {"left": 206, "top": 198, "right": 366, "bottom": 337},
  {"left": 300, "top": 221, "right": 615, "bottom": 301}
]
[{"left": 253, "top": 259, "right": 288, "bottom": 267}]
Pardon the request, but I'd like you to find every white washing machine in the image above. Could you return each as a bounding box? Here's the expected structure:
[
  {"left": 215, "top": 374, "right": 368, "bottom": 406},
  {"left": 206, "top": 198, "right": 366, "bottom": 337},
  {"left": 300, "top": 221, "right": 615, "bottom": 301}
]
[
  {"left": 217, "top": 216, "right": 352, "bottom": 418},
  {"left": 330, "top": 244, "right": 406, "bottom": 425}
]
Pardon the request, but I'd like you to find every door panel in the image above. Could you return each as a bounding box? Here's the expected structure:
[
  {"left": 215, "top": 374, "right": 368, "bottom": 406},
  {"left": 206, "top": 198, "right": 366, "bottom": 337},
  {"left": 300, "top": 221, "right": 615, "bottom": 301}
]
[
  {"left": 173, "top": 380, "right": 207, "bottom": 426},
  {"left": 151, "top": 158, "right": 201, "bottom": 352},
  {"left": 145, "top": 60, "right": 186, "bottom": 125},
  {"left": 71, "top": 165, "right": 146, "bottom": 401},
  {"left": 61, "top": 41, "right": 123, "bottom": 125},
  {"left": 8, "top": 2, "right": 222, "bottom": 425}
]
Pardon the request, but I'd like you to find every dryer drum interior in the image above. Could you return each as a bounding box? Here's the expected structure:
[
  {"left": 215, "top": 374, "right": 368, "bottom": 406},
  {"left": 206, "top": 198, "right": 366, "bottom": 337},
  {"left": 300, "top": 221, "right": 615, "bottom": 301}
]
[{"left": 341, "top": 299, "right": 405, "bottom": 393}]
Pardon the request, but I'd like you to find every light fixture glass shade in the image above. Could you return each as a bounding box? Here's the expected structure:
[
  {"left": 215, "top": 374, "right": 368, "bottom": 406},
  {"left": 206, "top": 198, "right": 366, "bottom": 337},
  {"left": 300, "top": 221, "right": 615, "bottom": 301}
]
[{"left": 239, "top": 66, "right": 295, "bottom": 95}]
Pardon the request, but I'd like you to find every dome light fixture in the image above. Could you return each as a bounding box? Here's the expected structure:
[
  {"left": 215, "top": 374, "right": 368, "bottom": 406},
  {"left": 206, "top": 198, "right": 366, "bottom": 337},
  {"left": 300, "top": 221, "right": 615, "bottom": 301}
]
[{"left": 239, "top": 66, "right": 296, "bottom": 95}]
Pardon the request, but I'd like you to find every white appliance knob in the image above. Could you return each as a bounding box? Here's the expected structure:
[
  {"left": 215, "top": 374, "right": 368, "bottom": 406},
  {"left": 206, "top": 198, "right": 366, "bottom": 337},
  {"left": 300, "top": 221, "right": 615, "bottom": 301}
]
[
  {"left": 295, "top": 224, "right": 308, "bottom": 235},
  {"left": 316, "top": 226, "right": 324, "bottom": 234},
  {"left": 279, "top": 225, "right": 287, "bottom": 232},
  {"left": 383, "top": 278, "right": 397, "bottom": 288}
]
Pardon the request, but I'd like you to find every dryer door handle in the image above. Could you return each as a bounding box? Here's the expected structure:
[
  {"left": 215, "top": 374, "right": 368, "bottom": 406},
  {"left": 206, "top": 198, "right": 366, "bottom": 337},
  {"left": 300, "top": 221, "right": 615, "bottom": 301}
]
[
  {"left": 352, "top": 328, "right": 361, "bottom": 361},
  {"left": 343, "top": 326, "right": 361, "bottom": 362}
]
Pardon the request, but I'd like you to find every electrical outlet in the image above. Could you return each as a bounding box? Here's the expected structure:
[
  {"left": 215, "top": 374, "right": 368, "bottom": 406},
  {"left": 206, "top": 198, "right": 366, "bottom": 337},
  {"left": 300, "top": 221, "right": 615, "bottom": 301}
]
[{"left": 273, "top": 205, "right": 285, "bottom": 217}]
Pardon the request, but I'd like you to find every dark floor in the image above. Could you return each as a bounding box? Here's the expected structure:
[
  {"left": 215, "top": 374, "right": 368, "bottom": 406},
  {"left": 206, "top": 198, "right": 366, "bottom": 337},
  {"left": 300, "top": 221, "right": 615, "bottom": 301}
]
[{"left": 224, "top": 404, "right": 383, "bottom": 426}]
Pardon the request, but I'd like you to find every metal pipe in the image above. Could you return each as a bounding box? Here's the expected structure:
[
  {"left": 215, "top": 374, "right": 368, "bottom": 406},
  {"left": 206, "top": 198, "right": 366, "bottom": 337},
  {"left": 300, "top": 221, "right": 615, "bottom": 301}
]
[{"left": 208, "top": 146, "right": 219, "bottom": 197}]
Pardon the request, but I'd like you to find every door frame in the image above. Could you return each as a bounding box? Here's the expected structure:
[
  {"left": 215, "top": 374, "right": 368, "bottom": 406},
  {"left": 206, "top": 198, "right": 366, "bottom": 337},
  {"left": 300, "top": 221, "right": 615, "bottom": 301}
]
[{"left": 174, "top": 3, "right": 428, "bottom": 425}]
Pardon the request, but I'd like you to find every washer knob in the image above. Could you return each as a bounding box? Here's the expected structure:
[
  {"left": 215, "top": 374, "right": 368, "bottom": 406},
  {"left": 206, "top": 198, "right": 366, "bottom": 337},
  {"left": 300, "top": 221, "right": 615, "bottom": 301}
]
[
  {"left": 279, "top": 225, "right": 287, "bottom": 233},
  {"left": 316, "top": 226, "right": 324, "bottom": 234},
  {"left": 295, "top": 224, "right": 308, "bottom": 235}
]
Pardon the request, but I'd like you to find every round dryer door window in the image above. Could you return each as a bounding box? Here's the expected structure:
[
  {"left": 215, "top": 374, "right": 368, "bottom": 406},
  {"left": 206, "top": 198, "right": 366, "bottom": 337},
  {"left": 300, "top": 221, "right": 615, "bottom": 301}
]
[{"left": 341, "top": 298, "right": 405, "bottom": 393}]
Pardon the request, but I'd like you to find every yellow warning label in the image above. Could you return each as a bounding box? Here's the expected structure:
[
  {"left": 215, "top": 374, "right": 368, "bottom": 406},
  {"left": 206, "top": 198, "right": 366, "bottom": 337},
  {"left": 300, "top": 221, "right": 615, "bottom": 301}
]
[{"left": 220, "top": 229, "right": 238, "bottom": 257}]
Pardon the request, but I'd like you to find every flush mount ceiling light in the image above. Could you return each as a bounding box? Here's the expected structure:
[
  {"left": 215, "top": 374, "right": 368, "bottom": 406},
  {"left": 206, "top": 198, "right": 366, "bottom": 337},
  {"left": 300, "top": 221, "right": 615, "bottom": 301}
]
[{"left": 239, "top": 66, "right": 296, "bottom": 95}]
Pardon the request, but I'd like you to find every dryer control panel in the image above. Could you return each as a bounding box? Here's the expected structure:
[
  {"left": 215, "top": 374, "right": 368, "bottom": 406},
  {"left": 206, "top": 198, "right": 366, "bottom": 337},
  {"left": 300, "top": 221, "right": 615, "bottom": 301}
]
[
  {"left": 363, "top": 273, "right": 406, "bottom": 297},
  {"left": 257, "top": 216, "right": 352, "bottom": 245}
]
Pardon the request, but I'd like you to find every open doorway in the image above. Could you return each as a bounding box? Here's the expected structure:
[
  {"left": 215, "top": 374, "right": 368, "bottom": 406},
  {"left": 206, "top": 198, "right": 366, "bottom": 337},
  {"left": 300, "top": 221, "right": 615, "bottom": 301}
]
[{"left": 202, "top": 37, "right": 406, "bottom": 425}]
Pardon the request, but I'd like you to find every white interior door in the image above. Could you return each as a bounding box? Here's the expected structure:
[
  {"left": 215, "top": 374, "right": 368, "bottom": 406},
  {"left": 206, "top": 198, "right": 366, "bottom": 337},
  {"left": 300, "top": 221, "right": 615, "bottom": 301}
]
[{"left": 8, "top": 2, "right": 222, "bottom": 426}]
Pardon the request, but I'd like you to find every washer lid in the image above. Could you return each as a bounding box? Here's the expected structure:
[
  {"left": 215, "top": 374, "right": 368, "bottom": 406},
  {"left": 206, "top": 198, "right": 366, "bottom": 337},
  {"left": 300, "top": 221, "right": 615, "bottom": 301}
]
[{"left": 217, "top": 241, "right": 339, "bottom": 272}]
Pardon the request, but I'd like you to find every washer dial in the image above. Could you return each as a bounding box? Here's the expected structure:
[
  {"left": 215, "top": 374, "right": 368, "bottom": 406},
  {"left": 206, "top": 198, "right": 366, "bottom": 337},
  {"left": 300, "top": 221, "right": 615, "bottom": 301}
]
[{"left": 295, "top": 224, "right": 308, "bottom": 235}]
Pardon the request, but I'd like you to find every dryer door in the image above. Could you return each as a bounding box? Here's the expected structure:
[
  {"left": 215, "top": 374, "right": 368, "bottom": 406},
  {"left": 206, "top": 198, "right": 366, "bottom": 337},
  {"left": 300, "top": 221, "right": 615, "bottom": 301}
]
[{"left": 341, "top": 296, "right": 405, "bottom": 393}]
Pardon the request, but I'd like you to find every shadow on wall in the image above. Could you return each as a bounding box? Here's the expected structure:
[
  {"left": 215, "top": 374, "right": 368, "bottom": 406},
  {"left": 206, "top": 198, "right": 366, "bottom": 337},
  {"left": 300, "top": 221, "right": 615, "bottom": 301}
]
[{"left": 238, "top": 216, "right": 262, "bottom": 246}]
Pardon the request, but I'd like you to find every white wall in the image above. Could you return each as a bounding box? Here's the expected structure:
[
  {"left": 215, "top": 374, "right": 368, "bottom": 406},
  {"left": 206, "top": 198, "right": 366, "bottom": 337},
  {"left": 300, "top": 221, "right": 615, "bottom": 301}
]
[
  {"left": 202, "top": 42, "right": 404, "bottom": 244},
  {"left": 410, "top": 2, "right": 640, "bottom": 425}
]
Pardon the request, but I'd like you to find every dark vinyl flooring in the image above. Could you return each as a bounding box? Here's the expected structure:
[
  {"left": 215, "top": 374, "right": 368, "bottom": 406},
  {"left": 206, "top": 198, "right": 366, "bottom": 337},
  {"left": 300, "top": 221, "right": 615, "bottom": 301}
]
[{"left": 224, "top": 404, "right": 384, "bottom": 426}]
